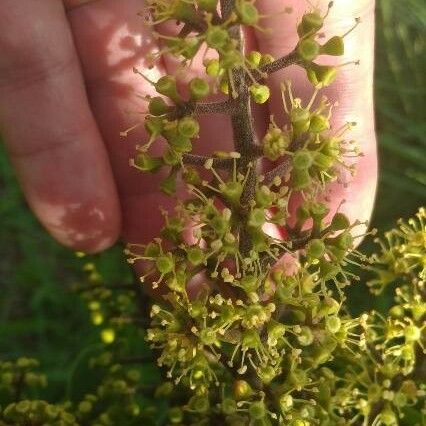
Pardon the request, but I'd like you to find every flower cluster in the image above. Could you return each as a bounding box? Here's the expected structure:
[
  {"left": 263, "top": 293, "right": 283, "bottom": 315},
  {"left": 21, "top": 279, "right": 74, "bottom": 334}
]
[{"left": 1, "top": 1, "right": 424, "bottom": 426}]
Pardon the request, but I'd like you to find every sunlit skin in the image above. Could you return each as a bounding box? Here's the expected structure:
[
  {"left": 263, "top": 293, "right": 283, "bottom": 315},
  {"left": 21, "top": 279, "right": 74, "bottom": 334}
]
[{"left": 0, "top": 0, "right": 376, "bottom": 254}]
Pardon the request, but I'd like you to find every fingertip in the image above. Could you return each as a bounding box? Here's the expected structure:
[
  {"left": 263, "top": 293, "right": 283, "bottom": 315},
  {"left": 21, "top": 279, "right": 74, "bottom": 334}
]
[{"left": 30, "top": 194, "right": 122, "bottom": 254}]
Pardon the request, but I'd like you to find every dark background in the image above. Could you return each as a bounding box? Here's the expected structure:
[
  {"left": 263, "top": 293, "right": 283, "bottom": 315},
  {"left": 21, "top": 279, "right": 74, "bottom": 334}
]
[{"left": 1, "top": 0, "right": 425, "bottom": 402}]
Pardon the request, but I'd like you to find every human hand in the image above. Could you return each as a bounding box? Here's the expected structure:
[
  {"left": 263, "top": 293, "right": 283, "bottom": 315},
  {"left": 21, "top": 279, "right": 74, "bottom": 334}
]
[{"left": 0, "top": 0, "right": 377, "bottom": 253}]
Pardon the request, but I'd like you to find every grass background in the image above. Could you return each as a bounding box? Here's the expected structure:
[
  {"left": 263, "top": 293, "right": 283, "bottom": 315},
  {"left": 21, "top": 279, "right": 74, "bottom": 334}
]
[{"left": 0, "top": 0, "right": 425, "bottom": 403}]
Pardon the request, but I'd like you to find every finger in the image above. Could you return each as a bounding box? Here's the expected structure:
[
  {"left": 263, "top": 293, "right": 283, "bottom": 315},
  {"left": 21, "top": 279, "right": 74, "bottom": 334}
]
[
  {"left": 66, "top": 0, "right": 172, "bottom": 244},
  {"left": 255, "top": 0, "right": 377, "bottom": 227},
  {"left": 0, "top": 0, "right": 121, "bottom": 252}
]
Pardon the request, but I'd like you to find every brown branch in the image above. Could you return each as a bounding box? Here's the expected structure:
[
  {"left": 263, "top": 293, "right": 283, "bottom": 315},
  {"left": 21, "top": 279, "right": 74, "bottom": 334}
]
[
  {"left": 264, "top": 157, "right": 292, "bottom": 185},
  {"left": 258, "top": 50, "right": 300, "bottom": 77},
  {"left": 182, "top": 153, "right": 235, "bottom": 169}
]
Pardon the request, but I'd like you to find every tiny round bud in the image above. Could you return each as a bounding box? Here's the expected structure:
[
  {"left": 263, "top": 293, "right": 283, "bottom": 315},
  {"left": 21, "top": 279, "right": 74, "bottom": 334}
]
[
  {"left": 309, "top": 114, "right": 330, "bottom": 133},
  {"left": 247, "top": 50, "right": 262, "bottom": 67},
  {"left": 189, "top": 78, "right": 210, "bottom": 100},
  {"left": 249, "top": 84, "right": 270, "bottom": 104},
  {"left": 298, "top": 326, "right": 314, "bottom": 346},
  {"left": 249, "top": 401, "right": 266, "bottom": 420},
  {"left": 148, "top": 96, "right": 169, "bottom": 116},
  {"left": 297, "top": 38, "right": 320, "bottom": 61},
  {"left": 155, "top": 76, "right": 181, "bottom": 103},
  {"left": 169, "top": 406, "right": 183, "bottom": 424},
  {"left": 306, "top": 64, "right": 338, "bottom": 88},
  {"left": 236, "top": 1, "right": 260, "bottom": 26},
  {"left": 330, "top": 213, "right": 351, "bottom": 231},
  {"left": 178, "top": 116, "right": 200, "bottom": 138},
  {"left": 134, "top": 153, "right": 163, "bottom": 172},
  {"left": 206, "top": 26, "right": 230, "bottom": 49},
  {"left": 100, "top": 328, "right": 115, "bottom": 344},
  {"left": 321, "top": 36, "right": 345, "bottom": 56},
  {"left": 187, "top": 247, "right": 204, "bottom": 266},
  {"left": 306, "top": 239, "right": 326, "bottom": 259},
  {"left": 204, "top": 58, "right": 221, "bottom": 77},
  {"left": 291, "top": 108, "right": 311, "bottom": 135},
  {"left": 156, "top": 254, "right": 174, "bottom": 274},
  {"left": 404, "top": 325, "right": 421, "bottom": 342},
  {"left": 293, "top": 150, "right": 314, "bottom": 170},
  {"left": 298, "top": 12, "right": 324, "bottom": 37},
  {"left": 248, "top": 208, "right": 266, "bottom": 228},
  {"left": 326, "top": 315, "right": 342, "bottom": 333},
  {"left": 233, "top": 380, "right": 253, "bottom": 400}
]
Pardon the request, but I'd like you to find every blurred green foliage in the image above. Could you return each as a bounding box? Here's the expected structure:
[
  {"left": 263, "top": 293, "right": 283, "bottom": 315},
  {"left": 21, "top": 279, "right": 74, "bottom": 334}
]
[{"left": 0, "top": 0, "right": 425, "bottom": 405}]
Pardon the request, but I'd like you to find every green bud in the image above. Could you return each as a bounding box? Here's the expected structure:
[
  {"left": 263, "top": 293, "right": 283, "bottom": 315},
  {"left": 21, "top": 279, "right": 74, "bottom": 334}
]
[
  {"left": 313, "top": 152, "right": 334, "bottom": 170},
  {"left": 163, "top": 148, "right": 182, "bottom": 166},
  {"left": 187, "top": 247, "right": 205, "bottom": 266},
  {"left": 306, "top": 63, "right": 338, "bottom": 88},
  {"left": 156, "top": 254, "right": 174, "bottom": 274},
  {"left": 160, "top": 174, "right": 177, "bottom": 195},
  {"left": 148, "top": 96, "right": 169, "bottom": 116},
  {"left": 155, "top": 76, "right": 181, "bottom": 103},
  {"left": 292, "top": 168, "right": 311, "bottom": 190},
  {"left": 145, "top": 116, "right": 164, "bottom": 136},
  {"left": 249, "top": 84, "right": 270, "bottom": 104},
  {"left": 222, "top": 398, "right": 237, "bottom": 415},
  {"left": 249, "top": 401, "right": 266, "bottom": 420},
  {"left": 178, "top": 116, "right": 200, "bottom": 138},
  {"left": 78, "top": 401, "right": 93, "bottom": 414},
  {"left": 293, "top": 150, "right": 314, "bottom": 170},
  {"left": 380, "top": 406, "right": 397, "bottom": 426},
  {"left": 240, "top": 275, "right": 260, "bottom": 293},
  {"left": 236, "top": 0, "right": 260, "bottom": 26},
  {"left": 298, "top": 326, "right": 314, "bottom": 346},
  {"left": 325, "top": 316, "right": 341, "bottom": 333},
  {"left": 310, "top": 202, "right": 329, "bottom": 222},
  {"left": 306, "top": 239, "right": 325, "bottom": 259},
  {"left": 206, "top": 26, "right": 230, "bottom": 50},
  {"left": 182, "top": 166, "right": 201, "bottom": 185},
  {"left": 309, "top": 114, "right": 330, "bottom": 133},
  {"left": 247, "top": 50, "right": 262, "bottom": 68},
  {"left": 198, "top": 0, "right": 218, "bottom": 12},
  {"left": 330, "top": 212, "right": 351, "bottom": 231},
  {"left": 291, "top": 107, "right": 311, "bottom": 135},
  {"left": 220, "top": 181, "right": 243, "bottom": 205},
  {"left": 233, "top": 380, "right": 254, "bottom": 400},
  {"left": 404, "top": 325, "right": 421, "bottom": 342},
  {"left": 297, "top": 38, "right": 320, "bottom": 61},
  {"left": 134, "top": 153, "right": 163, "bottom": 172},
  {"left": 259, "top": 53, "right": 275, "bottom": 67},
  {"left": 321, "top": 36, "right": 345, "bottom": 56},
  {"left": 248, "top": 208, "right": 266, "bottom": 228},
  {"left": 204, "top": 58, "right": 221, "bottom": 77},
  {"left": 189, "top": 78, "right": 210, "bottom": 100},
  {"left": 319, "top": 258, "right": 340, "bottom": 281},
  {"left": 188, "top": 395, "right": 210, "bottom": 413},
  {"left": 169, "top": 406, "right": 183, "bottom": 424},
  {"left": 298, "top": 12, "right": 324, "bottom": 37},
  {"left": 155, "top": 381, "right": 174, "bottom": 398}
]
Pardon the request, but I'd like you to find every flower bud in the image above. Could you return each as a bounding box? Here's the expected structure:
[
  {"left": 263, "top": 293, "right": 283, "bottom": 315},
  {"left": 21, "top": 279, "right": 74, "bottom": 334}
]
[
  {"left": 189, "top": 78, "right": 210, "bottom": 100},
  {"left": 297, "top": 38, "right": 320, "bottom": 61},
  {"left": 325, "top": 316, "right": 341, "bottom": 333},
  {"left": 240, "top": 275, "right": 260, "bottom": 293},
  {"left": 306, "top": 239, "right": 326, "bottom": 259},
  {"left": 204, "top": 58, "right": 221, "bottom": 77},
  {"left": 155, "top": 76, "right": 181, "bottom": 103},
  {"left": 248, "top": 208, "right": 266, "bottom": 228},
  {"left": 233, "top": 380, "right": 253, "bottom": 400},
  {"left": 249, "top": 84, "right": 270, "bottom": 104},
  {"left": 160, "top": 174, "right": 177, "bottom": 195},
  {"left": 306, "top": 64, "right": 338, "bottom": 88},
  {"left": 249, "top": 401, "right": 266, "bottom": 420},
  {"left": 236, "top": 1, "right": 260, "bottom": 26},
  {"left": 188, "top": 395, "right": 209, "bottom": 413},
  {"left": 309, "top": 114, "right": 330, "bottom": 133},
  {"left": 291, "top": 107, "right": 311, "bottom": 135},
  {"left": 247, "top": 50, "right": 262, "bottom": 68},
  {"left": 292, "top": 168, "right": 311, "bottom": 190},
  {"left": 319, "top": 259, "right": 340, "bottom": 281},
  {"left": 259, "top": 53, "right": 275, "bottom": 67},
  {"left": 178, "top": 116, "right": 200, "bottom": 138},
  {"left": 293, "top": 150, "right": 314, "bottom": 170},
  {"left": 198, "top": 0, "right": 218, "bottom": 12},
  {"left": 298, "top": 326, "right": 314, "bottom": 346},
  {"left": 148, "top": 96, "right": 169, "bottom": 116},
  {"left": 156, "top": 254, "right": 174, "bottom": 274},
  {"left": 330, "top": 213, "right": 350, "bottom": 231},
  {"left": 187, "top": 247, "right": 205, "bottom": 266},
  {"left": 163, "top": 148, "right": 181, "bottom": 166},
  {"left": 298, "top": 12, "right": 324, "bottom": 37},
  {"left": 321, "top": 36, "right": 345, "bottom": 56},
  {"left": 206, "top": 26, "right": 230, "bottom": 49}
]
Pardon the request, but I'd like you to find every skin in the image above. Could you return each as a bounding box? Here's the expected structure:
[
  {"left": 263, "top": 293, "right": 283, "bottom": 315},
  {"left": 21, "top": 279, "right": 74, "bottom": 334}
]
[{"left": 0, "top": 0, "right": 377, "bottom": 254}]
